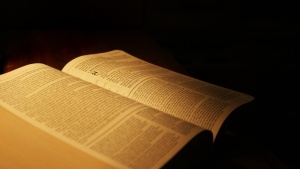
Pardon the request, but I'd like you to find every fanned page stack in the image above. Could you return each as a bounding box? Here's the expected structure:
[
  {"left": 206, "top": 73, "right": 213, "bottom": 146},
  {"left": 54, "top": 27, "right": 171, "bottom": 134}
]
[{"left": 0, "top": 50, "right": 254, "bottom": 169}]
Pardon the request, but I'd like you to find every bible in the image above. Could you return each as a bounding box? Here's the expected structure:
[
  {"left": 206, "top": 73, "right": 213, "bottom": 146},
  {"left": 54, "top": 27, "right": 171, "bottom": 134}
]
[{"left": 0, "top": 50, "right": 254, "bottom": 169}]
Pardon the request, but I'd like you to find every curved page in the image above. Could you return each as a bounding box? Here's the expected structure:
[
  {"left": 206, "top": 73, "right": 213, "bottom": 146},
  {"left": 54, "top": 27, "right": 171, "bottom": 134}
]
[
  {"left": 63, "top": 50, "right": 254, "bottom": 139},
  {"left": 0, "top": 64, "right": 210, "bottom": 169}
]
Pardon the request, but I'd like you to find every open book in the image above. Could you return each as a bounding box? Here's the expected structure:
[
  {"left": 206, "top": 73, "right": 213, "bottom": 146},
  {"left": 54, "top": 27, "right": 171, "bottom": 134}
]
[{"left": 0, "top": 50, "right": 254, "bottom": 169}]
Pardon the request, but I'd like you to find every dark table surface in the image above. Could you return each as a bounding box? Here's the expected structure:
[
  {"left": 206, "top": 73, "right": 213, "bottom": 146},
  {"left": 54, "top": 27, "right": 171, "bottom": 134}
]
[{"left": 1, "top": 29, "right": 299, "bottom": 169}]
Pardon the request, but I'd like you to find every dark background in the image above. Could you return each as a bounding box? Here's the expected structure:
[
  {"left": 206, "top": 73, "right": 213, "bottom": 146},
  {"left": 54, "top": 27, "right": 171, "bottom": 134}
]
[{"left": 1, "top": 0, "right": 299, "bottom": 168}]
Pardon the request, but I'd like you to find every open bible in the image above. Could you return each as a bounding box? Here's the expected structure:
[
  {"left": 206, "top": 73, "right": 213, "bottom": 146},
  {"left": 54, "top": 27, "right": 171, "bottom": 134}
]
[{"left": 0, "top": 50, "right": 254, "bottom": 169}]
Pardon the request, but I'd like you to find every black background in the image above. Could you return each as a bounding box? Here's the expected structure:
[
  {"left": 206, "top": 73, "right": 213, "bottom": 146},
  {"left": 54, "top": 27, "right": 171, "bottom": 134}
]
[{"left": 1, "top": 0, "right": 299, "bottom": 168}]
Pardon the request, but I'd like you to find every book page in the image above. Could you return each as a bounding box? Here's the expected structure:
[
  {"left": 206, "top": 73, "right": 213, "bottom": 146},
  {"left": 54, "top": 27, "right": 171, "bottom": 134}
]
[
  {"left": 62, "top": 50, "right": 254, "bottom": 139},
  {"left": 0, "top": 64, "right": 209, "bottom": 169}
]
